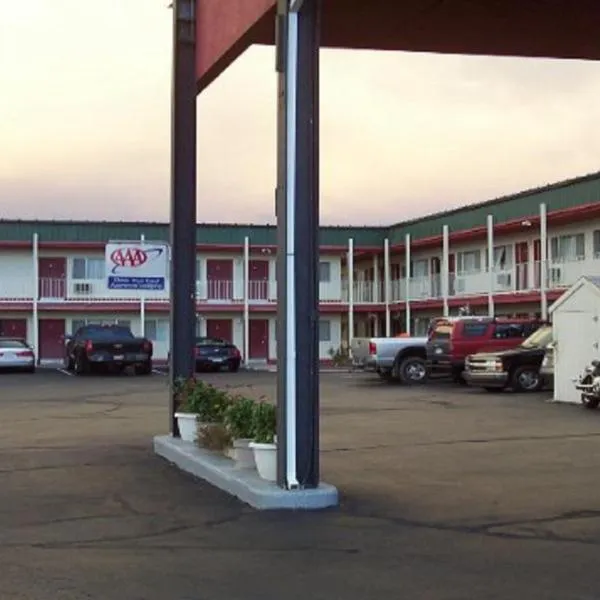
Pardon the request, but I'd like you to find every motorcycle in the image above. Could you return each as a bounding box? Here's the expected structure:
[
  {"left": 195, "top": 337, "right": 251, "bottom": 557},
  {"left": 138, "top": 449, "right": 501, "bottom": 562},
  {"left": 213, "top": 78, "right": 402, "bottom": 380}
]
[{"left": 574, "top": 359, "right": 600, "bottom": 409}]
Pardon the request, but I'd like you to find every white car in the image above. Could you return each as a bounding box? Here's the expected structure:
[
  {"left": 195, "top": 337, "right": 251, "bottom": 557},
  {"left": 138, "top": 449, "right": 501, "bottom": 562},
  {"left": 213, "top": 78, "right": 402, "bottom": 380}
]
[{"left": 0, "top": 338, "right": 35, "bottom": 373}]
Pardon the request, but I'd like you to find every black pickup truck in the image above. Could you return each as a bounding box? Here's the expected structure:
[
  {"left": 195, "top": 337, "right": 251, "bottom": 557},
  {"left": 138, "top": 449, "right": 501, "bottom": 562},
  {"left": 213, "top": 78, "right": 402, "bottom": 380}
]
[
  {"left": 463, "top": 325, "right": 553, "bottom": 393},
  {"left": 64, "top": 325, "right": 153, "bottom": 375}
]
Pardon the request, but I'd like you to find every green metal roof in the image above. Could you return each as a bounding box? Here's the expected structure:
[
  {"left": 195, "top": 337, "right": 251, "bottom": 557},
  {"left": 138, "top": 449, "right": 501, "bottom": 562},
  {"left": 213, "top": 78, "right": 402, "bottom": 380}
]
[
  {"left": 1, "top": 170, "right": 598, "bottom": 248},
  {"left": 0, "top": 219, "right": 386, "bottom": 248},
  {"left": 388, "top": 170, "right": 600, "bottom": 244}
]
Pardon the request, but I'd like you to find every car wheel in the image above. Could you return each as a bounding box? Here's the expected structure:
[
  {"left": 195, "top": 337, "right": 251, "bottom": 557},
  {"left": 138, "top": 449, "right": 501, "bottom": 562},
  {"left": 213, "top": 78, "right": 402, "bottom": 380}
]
[
  {"left": 511, "top": 366, "right": 542, "bottom": 393},
  {"left": 398, "top": 356, "right": 428, "bottom": 385},
  {"left": 64, "top": 355, "right": 75, "bottom": 371},
  {"left": 229, "top": 363, "right": 240, "bottom": 373},
  {"left": 136, "top": 361, "right": 152, "bottom": 375},
  {"left": 74, "top": 354, "right": 89, "bottom": 375}
]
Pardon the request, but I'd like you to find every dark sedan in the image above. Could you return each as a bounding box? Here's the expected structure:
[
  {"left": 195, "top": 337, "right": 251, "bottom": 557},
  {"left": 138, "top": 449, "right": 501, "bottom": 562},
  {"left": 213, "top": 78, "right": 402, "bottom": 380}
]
[{"left": 195, "top": 337, "right": 241, "bottom": 372}]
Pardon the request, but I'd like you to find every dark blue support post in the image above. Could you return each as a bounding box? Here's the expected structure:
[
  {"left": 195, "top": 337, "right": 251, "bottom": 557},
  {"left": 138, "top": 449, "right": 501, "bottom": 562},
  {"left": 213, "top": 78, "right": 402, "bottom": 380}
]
[
  {"left": 169, "top": 0, "right": 197, "bottom": 436},
  {"left": 275, "top": 0, "right": 321, "bottom": 489}
]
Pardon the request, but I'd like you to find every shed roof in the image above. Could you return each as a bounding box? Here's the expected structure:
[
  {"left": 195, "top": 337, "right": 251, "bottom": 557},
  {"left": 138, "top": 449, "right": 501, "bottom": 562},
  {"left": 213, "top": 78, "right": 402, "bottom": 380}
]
[{"left": 549, "top": 276, "right": 600, "bottom": 315}]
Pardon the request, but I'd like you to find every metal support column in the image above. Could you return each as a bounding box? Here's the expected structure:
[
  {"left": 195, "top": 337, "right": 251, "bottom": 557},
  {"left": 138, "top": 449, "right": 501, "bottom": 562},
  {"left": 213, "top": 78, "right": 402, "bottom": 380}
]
[
  {"left": 140, "top": 234, "right": 146, "bottom": 337},
  {"left": 169, "top": 0, "right": 197, "bottom": 437},
  {"left": 486, "top": 215, "right": 495, "bottom": 317},
  {"left": 442, "top": 225, "right": 449, "bottom": 317},
  {"left": 243, "top": 236, "right": 250, "bottom": 364},
  {"left": 405, "top": 233, "right": 412, "bottom": 335},
  {"left": 32, "top": 233, "right": 39, "bottom": 364},
  {"left": 384, "top": 238, "right": 391, "bottom": 337},
  {"left": 540, "top": 202, "right": 548, "bottom": 320},
  {"left": 275, "top": 0, "right": 321, "bottom": 489}
]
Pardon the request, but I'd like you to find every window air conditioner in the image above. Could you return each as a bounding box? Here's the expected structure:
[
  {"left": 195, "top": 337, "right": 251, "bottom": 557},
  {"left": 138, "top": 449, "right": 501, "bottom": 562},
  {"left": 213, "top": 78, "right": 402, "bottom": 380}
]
[{"left": 496, "top": 273, "right": 512, "bottom": 287}]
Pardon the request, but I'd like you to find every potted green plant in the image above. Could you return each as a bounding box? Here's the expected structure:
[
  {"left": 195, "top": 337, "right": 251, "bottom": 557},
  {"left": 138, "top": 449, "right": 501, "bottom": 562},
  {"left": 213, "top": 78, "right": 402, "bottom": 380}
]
[
  {"left": 195, "top": 384, "right": 232, "bottom": 450},
  {"left": 224, "top": 396, "right": 256, "bottom": 469},
  {"left": 249, "top": 401, "right": 277, "bottom": 482},
  {"left": 173, "top": 377, "right": 202, "bottom": 442}
]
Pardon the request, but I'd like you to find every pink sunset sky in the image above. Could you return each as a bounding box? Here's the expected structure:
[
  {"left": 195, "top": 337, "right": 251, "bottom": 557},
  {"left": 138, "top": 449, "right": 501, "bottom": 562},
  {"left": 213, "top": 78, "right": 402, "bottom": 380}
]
[{"left": 2, "top": 0, "right": 600, "bottom": 226}]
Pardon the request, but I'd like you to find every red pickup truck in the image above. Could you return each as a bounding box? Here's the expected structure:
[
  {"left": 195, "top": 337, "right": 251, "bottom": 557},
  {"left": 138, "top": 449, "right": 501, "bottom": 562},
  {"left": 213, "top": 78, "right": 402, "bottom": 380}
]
[{"left": 425, "top": 316, "right": 546, "bottom": 383}]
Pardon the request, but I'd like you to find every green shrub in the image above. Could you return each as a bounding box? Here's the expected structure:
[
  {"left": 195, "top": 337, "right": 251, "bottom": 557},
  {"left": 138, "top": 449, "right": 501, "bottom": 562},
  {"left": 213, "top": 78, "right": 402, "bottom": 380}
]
[
  {"left": 174, "top": 378, "right": 231, "bottom": 423},
  {"left": 252, "top": 401, "right": 277, "bottom": 444},
  {"left": 224, "top": 396, "right": 256, "bottom": 440}
]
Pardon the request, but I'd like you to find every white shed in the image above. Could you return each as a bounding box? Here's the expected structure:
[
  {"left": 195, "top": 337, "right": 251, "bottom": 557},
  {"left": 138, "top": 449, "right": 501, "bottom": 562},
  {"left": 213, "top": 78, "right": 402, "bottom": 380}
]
[{"left": 550, "top": 276, "right": 600, "bottom": 404}]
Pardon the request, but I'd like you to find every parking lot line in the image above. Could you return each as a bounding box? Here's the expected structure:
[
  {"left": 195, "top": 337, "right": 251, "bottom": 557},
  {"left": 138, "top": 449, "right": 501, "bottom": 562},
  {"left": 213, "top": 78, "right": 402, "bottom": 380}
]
[{"left": 56, "top": 368, "right": 74, "bottom": 377}]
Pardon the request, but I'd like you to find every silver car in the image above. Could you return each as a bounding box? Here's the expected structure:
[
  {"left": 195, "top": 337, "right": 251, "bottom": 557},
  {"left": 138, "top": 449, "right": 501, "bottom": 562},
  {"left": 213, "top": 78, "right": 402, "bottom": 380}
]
[{"left": 0, "top": 338, "right": 35, "bottom": 373}]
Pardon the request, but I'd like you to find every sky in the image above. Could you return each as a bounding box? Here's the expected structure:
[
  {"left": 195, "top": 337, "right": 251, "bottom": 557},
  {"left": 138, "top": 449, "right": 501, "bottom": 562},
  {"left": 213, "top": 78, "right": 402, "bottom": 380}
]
[{"left": 2, "top": 1, "right": 600, "bottom": 226}]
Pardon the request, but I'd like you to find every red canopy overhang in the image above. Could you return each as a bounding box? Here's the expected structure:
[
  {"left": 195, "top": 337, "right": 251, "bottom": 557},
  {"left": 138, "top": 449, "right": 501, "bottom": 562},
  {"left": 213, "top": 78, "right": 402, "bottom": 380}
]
[{"left": 197, "top": 0, "right": 600, "bottom": 92}]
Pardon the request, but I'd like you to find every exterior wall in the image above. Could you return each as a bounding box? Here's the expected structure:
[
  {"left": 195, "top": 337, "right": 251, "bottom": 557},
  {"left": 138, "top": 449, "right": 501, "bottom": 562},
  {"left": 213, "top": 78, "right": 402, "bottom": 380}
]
[
  {"left": 2, "top": 202, "right": 600, "bottom": 361},
  {"left": 0, "top": 251, "right": 34, "bottom": 299}
]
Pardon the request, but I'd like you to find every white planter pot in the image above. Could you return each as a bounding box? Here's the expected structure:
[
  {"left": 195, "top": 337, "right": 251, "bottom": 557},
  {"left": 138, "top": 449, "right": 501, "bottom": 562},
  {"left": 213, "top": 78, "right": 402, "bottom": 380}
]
[
  {"left": 249, "top": 442, "right": 277, "bottom": 482},
  {"left": 232, "top": 438, "right": 255, "bottom": 470},
  {"left": 175, "top": 412, "right": 198, "bottom": 443}
]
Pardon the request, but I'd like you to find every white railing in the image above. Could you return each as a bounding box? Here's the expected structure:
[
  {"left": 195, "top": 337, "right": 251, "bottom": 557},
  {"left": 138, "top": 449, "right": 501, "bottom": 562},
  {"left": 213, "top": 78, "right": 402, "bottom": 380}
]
[
  {"left": 547, "top": 257, "right": 598, "bottom": 288},
  {"left": 4, "top": 259, "right": 600, "bottom": 306}
]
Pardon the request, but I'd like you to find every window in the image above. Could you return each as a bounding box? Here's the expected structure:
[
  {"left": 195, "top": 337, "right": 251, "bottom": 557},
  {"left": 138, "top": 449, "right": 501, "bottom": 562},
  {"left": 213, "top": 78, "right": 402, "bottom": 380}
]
[
  {"left": 550, "top": 234, "right": 585, "bottom": 262},
  {"left": 319, "top": 261, "right": 331, "bottom": 282},
  {"left": 72, "top": 258, "right": 104, "bottom": 280},
  {"left": 71, "top": 319, "right": 125, "bottom": 336},
  {"left": 461, "top": 322, "right": 489, "bottom": 337},
  {"left": 195, "top": 258, "right": 202, "bottom": 281},
  {"left": 594, "top": 230, "right": 600, "bottom": 258},
  {"left": 493, "top": 323, "right": 525, "bottom": 339},
  {"left": 410, "top": 259, "right": 428, "bottom": 278},
  {"left": 145, "top": 319, "right": 169, "bottom": 342},
  {"left": 318, "top": 319, "right": 331, "bottom": 342},
  {"left": 486, "top": 245, "right": 513, "bottom": 269},
  {"left": 456, "top": 250, "right": 482, "bottom": 273},
  {"left": 72, "top": 319, "right": 86, "bottom": 334}
]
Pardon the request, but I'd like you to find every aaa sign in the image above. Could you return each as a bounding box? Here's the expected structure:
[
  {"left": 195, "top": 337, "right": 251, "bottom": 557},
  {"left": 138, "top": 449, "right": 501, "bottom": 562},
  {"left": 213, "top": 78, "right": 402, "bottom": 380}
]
[{"left": 105, "top": 242, "right": 169, "bottom": 291}]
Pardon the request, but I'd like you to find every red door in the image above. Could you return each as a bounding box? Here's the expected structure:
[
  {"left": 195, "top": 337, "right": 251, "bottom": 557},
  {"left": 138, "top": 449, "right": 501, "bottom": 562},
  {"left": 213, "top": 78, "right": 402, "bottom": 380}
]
[
  {"left": 39, "top": 258, "right": 66, "bottom": 299},
  {"left": 205, "top": 319, "right": 233, "bottom": 343},
  {"left": 206, "top": 259, "right": 233, "bottom": 300},
  {"left": 515, "top": 241, "right": 529, "bottom": 290},
  {"left": 249, "top": 260, "right": 269, "bottom": 300},
  {"left": 249, "top": 319, "right": 269, "bottom": 360},
  {"left": 0, "top": 319, "right": 27, "bottom": 340},
  {"left": 38, "top": 319, "right": 66, "bottom": 360}
]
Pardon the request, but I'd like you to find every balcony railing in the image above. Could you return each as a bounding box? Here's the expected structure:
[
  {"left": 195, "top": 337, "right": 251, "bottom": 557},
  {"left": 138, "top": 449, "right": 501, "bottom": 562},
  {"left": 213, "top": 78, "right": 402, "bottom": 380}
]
[{"left": 1, "top": 258, "right": 598, "bottom": 305}]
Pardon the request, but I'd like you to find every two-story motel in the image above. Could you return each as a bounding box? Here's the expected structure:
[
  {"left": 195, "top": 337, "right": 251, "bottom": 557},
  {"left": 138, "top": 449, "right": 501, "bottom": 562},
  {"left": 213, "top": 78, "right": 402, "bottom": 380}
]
[{"left": 1, "top": 170, "right": 600, "bottom": 364}]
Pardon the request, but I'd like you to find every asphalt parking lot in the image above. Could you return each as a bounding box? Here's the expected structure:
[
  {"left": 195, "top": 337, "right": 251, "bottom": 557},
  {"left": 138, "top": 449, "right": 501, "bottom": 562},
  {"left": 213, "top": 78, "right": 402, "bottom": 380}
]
[{"left": 1, "top": 368, "right": 600, "bottom": 599}]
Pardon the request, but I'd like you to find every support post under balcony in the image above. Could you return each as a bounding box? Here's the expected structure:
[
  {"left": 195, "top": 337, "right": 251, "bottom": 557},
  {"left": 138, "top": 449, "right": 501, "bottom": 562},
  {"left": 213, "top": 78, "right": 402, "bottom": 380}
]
[
  {"left": 275, "top": 0, "right": 321, "bottom": 489},
  {"left": 169, "top": 0, "right": 197, "bottom": 436}
]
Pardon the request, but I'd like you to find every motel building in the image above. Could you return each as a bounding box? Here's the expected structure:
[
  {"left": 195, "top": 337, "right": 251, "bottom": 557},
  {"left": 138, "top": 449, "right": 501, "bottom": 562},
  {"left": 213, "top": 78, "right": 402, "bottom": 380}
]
[{"left": 1, "top": 171, "right": 600, "bottom": 365}]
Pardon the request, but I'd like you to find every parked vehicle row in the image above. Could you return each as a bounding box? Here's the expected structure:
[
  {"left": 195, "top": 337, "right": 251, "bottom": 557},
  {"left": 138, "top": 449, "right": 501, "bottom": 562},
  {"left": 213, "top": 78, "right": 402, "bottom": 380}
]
[{"left": 352, "top": 315, "right": 554, "bottom": 393}]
